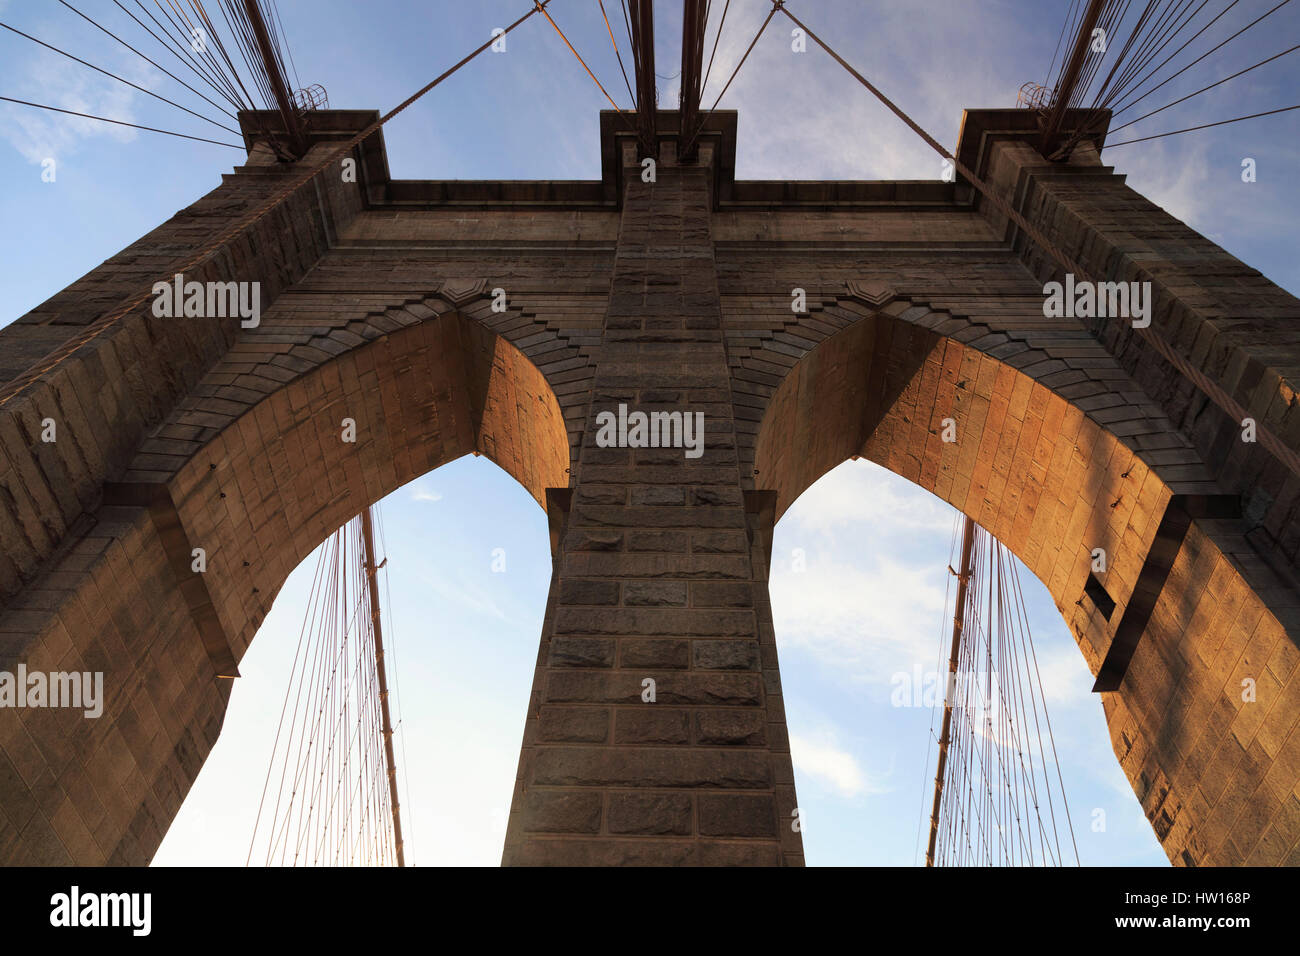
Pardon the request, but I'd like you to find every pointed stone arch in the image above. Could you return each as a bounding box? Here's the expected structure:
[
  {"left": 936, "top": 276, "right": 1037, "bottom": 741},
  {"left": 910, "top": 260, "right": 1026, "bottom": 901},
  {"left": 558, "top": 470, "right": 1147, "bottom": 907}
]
[
  {"left": 0, "top": 297, "right": 573, "bottom": 864},
  {"left": 743, "top": 293, "right": 1300, "bottom": 865}
]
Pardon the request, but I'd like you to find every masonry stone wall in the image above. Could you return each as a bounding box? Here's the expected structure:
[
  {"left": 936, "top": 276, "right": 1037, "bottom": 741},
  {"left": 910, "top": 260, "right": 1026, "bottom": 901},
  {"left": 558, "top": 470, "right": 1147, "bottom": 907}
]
[{"left": 0, "top": 109, "right": 1297, "bottom": 865}]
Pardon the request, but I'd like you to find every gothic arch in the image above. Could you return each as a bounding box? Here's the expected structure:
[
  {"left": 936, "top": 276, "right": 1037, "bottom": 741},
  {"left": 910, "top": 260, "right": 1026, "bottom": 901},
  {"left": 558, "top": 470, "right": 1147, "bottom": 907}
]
[
  {"left": 0, "top": 301, "right": 570, "bottom": 863},
  {"left": 747, "top": 297, "right": 1300, "bottom": 865}
]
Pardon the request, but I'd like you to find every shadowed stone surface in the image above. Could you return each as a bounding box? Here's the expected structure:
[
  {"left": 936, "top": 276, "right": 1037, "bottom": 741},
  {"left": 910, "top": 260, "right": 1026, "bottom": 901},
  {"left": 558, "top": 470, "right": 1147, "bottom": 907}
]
[{"left": 0, "top": 108, "right": 1298, "bottom": 866}]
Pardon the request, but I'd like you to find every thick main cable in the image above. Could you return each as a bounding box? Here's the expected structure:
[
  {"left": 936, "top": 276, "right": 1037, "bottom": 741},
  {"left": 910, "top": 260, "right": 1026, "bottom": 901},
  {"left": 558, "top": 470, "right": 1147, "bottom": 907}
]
[
  {"left": 0, "top": 0, "right": 552, "bottom": 412},
  {"left": 537, "top": 2, "right": 632, "bottom": 115},
  {"left": 680, "top": 0, "right": 776, "bottom": 157},
  {"left": 776, "top": 0, "right": 1300, "bottom": 485}
]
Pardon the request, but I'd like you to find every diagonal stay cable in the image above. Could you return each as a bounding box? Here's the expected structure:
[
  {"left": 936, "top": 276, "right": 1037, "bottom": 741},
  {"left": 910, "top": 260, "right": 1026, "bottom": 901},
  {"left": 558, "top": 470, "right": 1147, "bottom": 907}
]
[
  {"left": 0, "top": 0, "right": 553, "bottom": 411},
  {"left": 700, "top": 0, "right": 731, "bottom": 101},
  {"left": 152, "top": 0, "right": 249, "bottom": 110},
  {"left": 0, "top": 21, "right": 241, "bottom": 135},
  {"left": 270, "top": 0, "right": 301, "bottom": 94},
  {"left": 113, "top": 0, "right": 242, "bottom": 113},
  {"left": 1113, "top": 0, "right": 1290, "bottom": 117},
  {"left": 598, "top": 0, "right": 636, "bottom": 106},
  {"left": 1105, "top": 102, "right": 1300, "bottom": 144},
  {"left": 537, "top": 1, "right": 634, "bottom": 122},
  {"left": 1046, "top": 0, "right": 1084, "bottom": 89},
  {"left": 1087, "top": 0, "right": 1160, "bottom": 111},
  {"left": 0, "top": 95, "right": 244, "bottom": 147},
  {"left": 247, "top": 525, "right": 331, "bottom": 866},
  {"left": 1055, "top": 0, "right": 1222, "bottom": 156},
  {"left": 1105, "top": 0, "right": 1210, "bottom": 107},
  {"left": 112, "top": 0, "right": 245, "bottom": 115},
  {"left": 1109, "top": 43, "right": 1300, "bottom": 133},
  {"left": 776, "top": 0, "right": 1300, "bottom": 486},
  {"left": 1103, "top": 0, "right": 1196, "bottom": 107},
  {"left": 199, "top": 0, "right": 265, "bottom": 111},
  {"left": 54, "top": 0, "right": 243, "bottom": 117},
  {"left": 146, "top": 0, "right": 248, "bottom": 111}
]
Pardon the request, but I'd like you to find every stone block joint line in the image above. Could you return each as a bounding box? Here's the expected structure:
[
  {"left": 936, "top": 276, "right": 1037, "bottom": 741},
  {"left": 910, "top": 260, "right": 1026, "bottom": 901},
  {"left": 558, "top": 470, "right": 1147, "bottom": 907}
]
[
  {"left": 777, "top": 0, "right": 1300, "bottom": 486},
  {"left": 1, "top": 3, "right": 1299, "bottom": 871},
  {"left": 0, "top": 0, "right": 553, "bottom": 410}
]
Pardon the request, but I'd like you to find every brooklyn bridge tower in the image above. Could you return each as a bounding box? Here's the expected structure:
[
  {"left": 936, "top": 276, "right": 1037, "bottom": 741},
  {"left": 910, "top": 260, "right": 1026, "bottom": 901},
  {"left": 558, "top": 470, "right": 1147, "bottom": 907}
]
[{"left": 1, "top": 0, "right": 1298, "bottom": 866}]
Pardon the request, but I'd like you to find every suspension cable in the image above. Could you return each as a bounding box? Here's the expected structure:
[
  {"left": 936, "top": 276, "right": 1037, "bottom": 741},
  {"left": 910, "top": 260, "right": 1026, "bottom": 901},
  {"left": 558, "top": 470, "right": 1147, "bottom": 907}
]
[
  {"left": 700, "top": 0, "right": 731, "bottom": 100},
  {"left": 0, "top": 20, "right": 240, "bottom": 134},
  {"left": 774, "top": 0, "right": 1300, "bottom": 487},
  {"left": 0, "top": 0, "right": 553, "bottom": 412},
  {"left": 0, "top": 95, "right": 244, "bottom": 147},
  {"left": 536, "top": 1, "right": 632, "bottom": 116},
  {"left": 1108, "top": 42, "right": 1300, "bottom": 133},
  {"left": 1104, "top": 102, "right": 1300, "bottom": 144},
  {"left": 598, "top": 0, "right": 636, "bottom": 106},
  {"left": 679, "top": 0, "right": 777, "bottom": 157}
]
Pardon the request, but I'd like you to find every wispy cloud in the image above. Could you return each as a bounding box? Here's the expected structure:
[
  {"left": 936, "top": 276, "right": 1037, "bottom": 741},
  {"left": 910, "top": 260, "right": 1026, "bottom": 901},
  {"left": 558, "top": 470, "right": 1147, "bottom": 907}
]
[
  {"left": 784, "top": 462, "right": 955, "bottom": 534},
  {"left": 700, "top": 0, "right": 1039, "bottom": 181},
  {"left": 790, "top": 730, "right": 885, "bottom": 799},
  {"left": 0, "top": 37, "right": 160, "bottom": 165},
  {"left": 1110, "top": 137, "right": 1215, "bottom": 232},
  {"left": 770, "top": 553, "right": 949, "bottom": 686}
]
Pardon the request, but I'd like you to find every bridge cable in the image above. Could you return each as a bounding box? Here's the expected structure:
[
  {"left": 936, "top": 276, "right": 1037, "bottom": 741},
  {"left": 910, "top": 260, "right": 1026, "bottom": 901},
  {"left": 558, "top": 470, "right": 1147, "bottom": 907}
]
[
  {"left": 270, "top": 0, "right": 300, "bottom": 93},
  {"left": 927, "top": 518, "right": 1079, "bottom": 866},
  {"left": 1113, "top": 0, "right": 1294, "bottom": 116},
  {"left": 536, "top": 1, "right": 634, "bottom": 118},
  {"left": 1105, "top": 0, "right": 1245, "bottom": 115},
  {"left": 0, "top": 0, "right": 554, "bottom": 412},
  {"left": 1109, "top": 42, "right": 1300, "bottom": 133},
  {"left": 1104, "top": 101, "right": 1300, "bottom": 144},
  {"left": 145, "top": 0, "right": 252, "bottom": 110},
  {"left": 248, "top": 514, "right": 402, "bottom": 866},
  {"left": 699, "top": 0, "right": 732, "bottom": 102},
  {"left": 775, "top": 0, "right": 1300, "bottom": 488},
  {"left": 51, "top": 0, "right": 244, "bottom": 114},
  {"left": 0, "top": 95, "right": 244, "bottom": 147},
  {"left": 680, "top": 0, "right": 777, "bottom": 157},
  {"left": 913, "top": 516, "right": 963, "bottom": 865},
  {"left": 376, "top": 506, "right": 416, "bottom": 864},
  {"left": 106, "top": 0, "right": 245, "bottom": 116},
  {"left": 598, "top": 0, "right": 637, "bottom": 107},
  {"left": 1053, "top": 0, "right": 1293, "bottom": 151},
  {"left": 0, "top": 21, "right": 241, "bottom": 135},
  {"left": 1045, "top": 0, "right": 1085, "bottom": 89}
]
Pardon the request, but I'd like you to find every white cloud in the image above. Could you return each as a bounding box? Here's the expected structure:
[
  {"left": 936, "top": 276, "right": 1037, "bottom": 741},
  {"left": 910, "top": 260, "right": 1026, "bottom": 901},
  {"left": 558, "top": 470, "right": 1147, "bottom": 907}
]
[
  {"left": 784, "top": 461, "right": 955, "bottom": 534},
  {"left": 790, "top": 730, "right": 884, "bottom": 799},
  {"left": 412, "top": 487, "right": 443, "bottom": 503},
  {"left": 0, "top": 40, "right": 159, "bottom": 165},
  {"left": 769, "top": 460, "right": 959, "bottom": 687},
  {"left": 1109, "top": 137, "right": 1214, "bottom": 231},
  {"left": 770, "top": 553, "right": 950, "bottom": 685}
]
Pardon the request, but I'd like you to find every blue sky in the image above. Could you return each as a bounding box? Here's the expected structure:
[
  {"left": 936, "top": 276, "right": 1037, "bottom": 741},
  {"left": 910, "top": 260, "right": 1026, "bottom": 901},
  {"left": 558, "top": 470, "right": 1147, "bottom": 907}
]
[{"left": 3, "top": 0, "right": 1298, "bottom": 866}]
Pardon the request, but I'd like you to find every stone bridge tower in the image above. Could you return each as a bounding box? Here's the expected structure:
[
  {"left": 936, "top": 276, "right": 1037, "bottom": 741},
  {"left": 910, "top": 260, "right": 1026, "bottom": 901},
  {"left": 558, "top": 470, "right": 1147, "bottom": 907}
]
[{"left": 1, "top": 105, "right": 1299, "bottom": 866}]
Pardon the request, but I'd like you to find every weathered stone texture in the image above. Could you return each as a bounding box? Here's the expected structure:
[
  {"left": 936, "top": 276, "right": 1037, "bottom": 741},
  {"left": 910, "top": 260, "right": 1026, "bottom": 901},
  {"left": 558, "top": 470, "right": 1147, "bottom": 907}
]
[{"left": 0, "top": 109, "right": 1297, "bottom": 867}]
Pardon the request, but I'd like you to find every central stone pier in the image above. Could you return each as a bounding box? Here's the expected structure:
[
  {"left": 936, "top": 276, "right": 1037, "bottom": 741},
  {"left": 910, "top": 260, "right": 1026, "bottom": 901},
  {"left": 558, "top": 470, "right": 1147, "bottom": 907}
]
[{"left": 501, "top": 135, "right": 803, "bottom": 866}]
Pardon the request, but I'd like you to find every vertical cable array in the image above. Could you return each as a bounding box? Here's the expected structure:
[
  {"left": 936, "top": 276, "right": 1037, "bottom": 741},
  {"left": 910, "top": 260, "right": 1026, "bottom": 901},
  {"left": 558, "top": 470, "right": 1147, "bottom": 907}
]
[
  {"left": 926, "top": 517, "right": 1080, "bottom": 867},
  {"left": 247, "top": 513, "right": 403, "bottom": 867}
]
